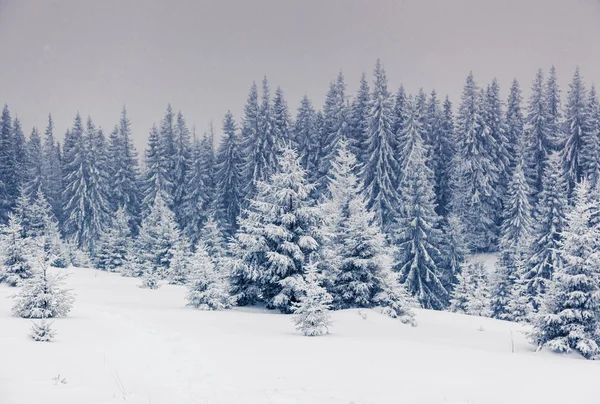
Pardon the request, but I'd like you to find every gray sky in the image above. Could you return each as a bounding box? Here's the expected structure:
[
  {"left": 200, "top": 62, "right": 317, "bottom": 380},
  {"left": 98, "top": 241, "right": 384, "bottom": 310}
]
[{"left": 1, "top": 0, "right": 600, "bottom": 152}]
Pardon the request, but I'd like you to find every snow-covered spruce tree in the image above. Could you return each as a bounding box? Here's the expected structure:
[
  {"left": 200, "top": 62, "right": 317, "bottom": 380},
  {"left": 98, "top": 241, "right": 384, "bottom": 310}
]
[
  {"left": 30, "top": 319, "right": 56, "bottom": 342},
  {"left": 316, "top": 72, "right": 349, "bottom": 196},
  {"left": 0, "top": 214, "right": 33, "bottom": 286},
  {"left": 525, "top": 69, "right": 552, "bottom": 194},
  {"left": 392, "top": 85, "right": 407, "bottom": 146},
  {"left": 449, "top": 262, "right": 491, "bottom": 317},
  {"left": 198, "top": 216, "right": 227, "bottom": 261},
  {"left": 581, "top": 85, "right": 600, "bottom": 188},
  {"left": 106, "top": 107, "right": 142, "bottom": 233},
  {"left": 272, "top": 86, "right": 293, "bottom": 147},
  {"left": 545, "top": 66, "right": 562, "bottom": 149},
  {"left": 348, "top": 72, "right": 371, "bottom": 167},
  {"left": 171, "top": 111, "right": 192, "bottom": 226},
  {"left": 40, "top": 115, "right": 63, "bottom": 222},
  {"left": 168, "top": 242, "right": 191, "bottom": 285},
  {"left": 506, "top": 79, "right": 525, "bottom": 174},
  {"left": 561, "top": 67, "right": 589, "bottom": 195},
  {"left": 393, "top": 98, "right": 448, "bottom": 310},
  {"left": 320, "top": 141, "right": 415, "bottom": 322},
  {"left": 186, "top": 243, "right": 234, "bottom": 310},
  {"left": 11, "top": 243, "right": 75, "bottom": 318},
  {"left": 361, "top": 60, "right": 401, "bottom": 231},
  {"left": 427, "top": 90, "right": 455, "bottom": 217},
  {"left": 12, "top": 118, "right": 28, "bottom": 198},
  {"left": 214, "top": 111, "right": 243, "bottom": 237},
  {"left": 439, "top": 213, "right": 468, "bottom": 291},
  {"left": 229, "top": 147, "right": 320, "bottom": 313},
  {"left": 531, "top": 180, "right": 600, "bottom": 359},
  {"left": 0, "top": 105, "right": 14, "bottom": 223},
  {"left": 62, "top": 116, "right": 111, "bottom": 255},
  {"left": 136, "top": 192, "right": 182, "bottom": 279},
  {"left": 524, "top": 152, "right": 568, "bottom": 312},
  {"left": 292, "top": 262, "right": 333, "bottom": 337},
  {"left": 142, "top": 124, "right": 173, "bottom": 211},
  {"left": 491, "top": 159, "right": 534, "bottom": 321},
  {"left": 483, "top": 79, "right": 511, "bottom": 196},
  {"left": 94, "top": 207, "right": 132, "bottom": 272},
  {"left": 25, "top": 127, "right": 44, "bottom": 199},
  {"left": 241, "top": 77, "right": 280, "bottom": 200},
  {"left": 181, "top": 134, "right": 211, "bottom": 245},
  {"left": 294, "top": 96, "right": 320, "bottom": 182},
  {"left": 450, "top": 72, "right": 500, "bottom": 252}
]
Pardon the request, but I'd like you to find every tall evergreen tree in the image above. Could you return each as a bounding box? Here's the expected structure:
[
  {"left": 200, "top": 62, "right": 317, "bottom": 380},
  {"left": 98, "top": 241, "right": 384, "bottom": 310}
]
[
  {"left": 41, "top": 115, "right": 63, "bottom": 222},
  {"left": 272, "top": 86, "right": 292, "bottom": 147},
  {"left": 230, "top": 148, "right": 320, "bottom": 313},
  {"left": 63, "top": 116, "right": 111, "bottom": 254},
  {"left": 525, "top": 69, "right": 552, "bottom": 194},
  {"left": 143, "top": 124, "right": 172, "bottom": 209},
  {"left": 320, "top": 141, "right": 414, "bottom": 320},
  {"left": 317, "top": 72, "right": 348, "bottom": 195},
  {"left": 506, "top": 79, "right": 525, "bottom": 173},
  {"left": 0, "top": 213, "right": 33, "bottom": 286},
  {"left": 525, "top": 152, "right": 567, "bottom": 312},
  {"left": 215, "top": 111, "right": 243, "bottom": 236},
  {"left": 531, "top": 180, "right": 600, "bottom": 359},
  {"left": 561, "top": 67, "right": 589, "bottom": 194},
  {"left": 294, "top": 95, "right": 320, "bottom": 182},
  {"left": 181, "top": 134, "right": 211, "bottom": 244},
  {"left": 348, "top": 73, "right": 371, "bottom": 166},
  {"left": 239, "top": 82, "right": 260, "bottom": 199},
  {"left": 0, "top": 105, "right": 14, "bottom": 222},
  {"left": 394, "top": 99, "right": 448, "bottom": 310},
  {"left": 107, "top": 107, "right": 142, "bottom": 232},
  {"left": 581, "top": 85, "right": 600, "bottom": 187},
  {"left": 451, "top": 72, "right": 499, "bottom": 251},
  {"left": 361, "top": 60, "right": 401, "bottom": 231},
  {"left": 12, "top": 117, "right": 28, "bottom": 195},
  {"left": 545, "top": 65, "right": 562, "bottom": 149},
  {"left": 25, "top": 128, "right": 44, "bottom": 198},
  {"left": 171, "top": 111, "right": 192, "bottom": 225}
]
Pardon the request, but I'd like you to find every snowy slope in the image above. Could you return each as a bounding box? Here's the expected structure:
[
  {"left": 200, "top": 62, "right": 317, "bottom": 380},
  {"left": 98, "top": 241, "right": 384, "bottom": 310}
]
[{"left": 1, "top": 266, "right": 598, "bottom": 404}]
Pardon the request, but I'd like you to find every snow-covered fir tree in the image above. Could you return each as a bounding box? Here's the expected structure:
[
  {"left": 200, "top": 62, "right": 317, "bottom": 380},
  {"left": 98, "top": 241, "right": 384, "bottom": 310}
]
[
  {"left": 94, "top": 207, "right": 132, "bottom": 272},
  {"left": 506, "top": 79, "right": 525, "bottom": 173},
  {"left": 143, "top": 124, "right": 173, "bottom": 209},
  {"left": 186, "top": 243, "right": 234, "bottom": 310},
  {"left": 0, "top": 213, "right": 33, "bottom": 286},
  {"left": 545, "top": 66, "right": 562, "bottom": 149},
  {"left": 292, "top": 262, "right": 333, "bottom": 337},
  {"left": 483, "top": 79, "right": 511, "bottom": 195},
  {"left": 107, "top": 107, "right": 142, "bottom": 233},
  {"left": 525, "top": 69, "right": 552, "bottom": 194},
  {"left": 449, "top": 262, "right": 491, "bottom": 317},
  {"left": 294, "top": 96, "right": 320, "bottom": 184},
  {"left": 427, "top": 90, "right": 455, "bottom": 216},
  {"left": 230, "top": 147, "right": 320, "bottom": 313},
  {"left": 62, "top": 116, "right": 111, "bottom": 254},
  {"left": 561, "top": 68, "right": 589, "bottom": 195},
  {"left": 451, "top": 72, "right": 499, "bottom": 252},
  {"left": 25, "top": 127, "right": 44, "bottom": 199},
  {"left": 30, "top": 319, "right": 56, "bottom": 342},
  {"left": 181, "top": 133, "right": 211, "bottom": 244},
  {"left": 491, "top": 158, "right": 534, "bottom": 320},
  {"left": 239, "top": 82, "right": 260, "bottom": 199},
  {"left": 531, "top": 180, "right": 600, "bottom": 359},
  {"left": 320, "top": 141, "right": 415, "bottom": 321},
  {"left": 524, "top": 152, "right": 568, "bottom": 312},
  {"left": 171, "top": 111, "right": 193, "bottom": 226},
  {"left": 214, "top": 111, "right": 243, "bottom": 236},
  {"left": 272, "top": 86, "right": 292, "bottom": 147},
  {"left": 12, "top": 118, "right": 28, "bottom": 197},
  {"left": 361, "top": 60, "right": 401, "bottom": 231},
  {"left": 393, "top": 98, "right": 448, "bottom": 310},
  {"left": 317, "top": 72, "right": 349, "bottom": 196},
  {"left": 40, "top": 115, "right": 63, "bottom": 222},
  {"left": 581, "top": 85, "right": 600, "bottom": 188},
  {"left": 348, "top": 73, "right": 371, "bottom": 167},
  {"left": 135, "top": 192, "right": 182, "bottom": 279},
  {"left": 11, "top": 243, "right": 75, "bottom": 319},
  {"left": 439, "top": 213, "right": 468, "bottom": 291},
  {"left": 0, "top": 105, "right": 15, "bottom": 223},
  {"left": 168, "top": 242, "right": 191, "bottom": 285}
]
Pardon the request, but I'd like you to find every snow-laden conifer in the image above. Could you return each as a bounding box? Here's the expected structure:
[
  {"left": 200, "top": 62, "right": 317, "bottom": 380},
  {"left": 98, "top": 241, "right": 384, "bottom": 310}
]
[
  {"left": 292, "top": 262, "right": 333, "bottom": 337},
  {"left": 186, "top": 244, "right": 233, "bottom": 310}
]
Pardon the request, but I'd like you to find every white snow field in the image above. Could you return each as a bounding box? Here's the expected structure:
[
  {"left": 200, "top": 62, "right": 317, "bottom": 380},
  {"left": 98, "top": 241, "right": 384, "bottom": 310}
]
[{"left": 1, "top": 266, "right": 599, "bottom": 404}]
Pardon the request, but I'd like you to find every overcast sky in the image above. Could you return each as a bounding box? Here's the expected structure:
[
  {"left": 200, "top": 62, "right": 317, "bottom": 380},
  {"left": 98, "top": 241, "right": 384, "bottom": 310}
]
[{"left": 1, "top": 0, "right": 600, "bottom": 152}]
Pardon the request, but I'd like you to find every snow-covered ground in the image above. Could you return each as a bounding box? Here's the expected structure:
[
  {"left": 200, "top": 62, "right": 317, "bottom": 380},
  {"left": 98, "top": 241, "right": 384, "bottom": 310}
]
[{"left": 1, "top": 266, "right": 598, "bottom": 404}]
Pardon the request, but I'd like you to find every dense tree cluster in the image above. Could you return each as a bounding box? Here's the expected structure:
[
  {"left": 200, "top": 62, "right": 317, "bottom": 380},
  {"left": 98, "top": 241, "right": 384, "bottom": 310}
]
[{"left": 2, "top": 61, "right": 600, "bottom": 346}]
